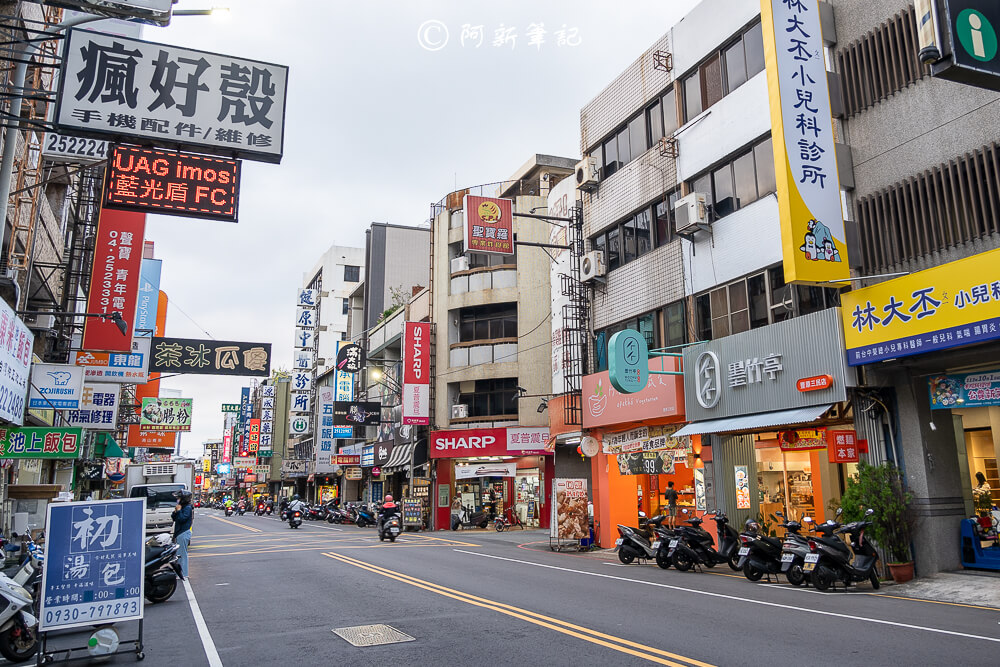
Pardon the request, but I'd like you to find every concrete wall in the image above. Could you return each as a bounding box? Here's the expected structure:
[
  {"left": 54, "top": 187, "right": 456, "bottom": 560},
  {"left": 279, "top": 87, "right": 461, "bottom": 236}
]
[
  {"left": 670, "top": 0, "right": 761, "bottom": 77},
  {"left": 306, "top": 245, "right": 365, "bottom": 374}
]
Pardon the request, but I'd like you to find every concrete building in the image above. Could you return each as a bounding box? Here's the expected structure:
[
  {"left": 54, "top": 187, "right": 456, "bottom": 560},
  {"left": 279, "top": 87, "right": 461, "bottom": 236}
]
[
  {"left": 304, "top": 244, "right": 366, "bottom": 376},
  {"left": 362, "top": 223, "right": 431, "bottom": 331},
  {"left": 427, "top": 154, "right": 575, "bottom": 531}
]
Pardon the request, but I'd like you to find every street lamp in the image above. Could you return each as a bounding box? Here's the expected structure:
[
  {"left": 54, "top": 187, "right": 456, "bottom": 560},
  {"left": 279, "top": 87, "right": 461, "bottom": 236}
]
[{"left": 17, "top": 310, "right": 129, "bottom": 336}]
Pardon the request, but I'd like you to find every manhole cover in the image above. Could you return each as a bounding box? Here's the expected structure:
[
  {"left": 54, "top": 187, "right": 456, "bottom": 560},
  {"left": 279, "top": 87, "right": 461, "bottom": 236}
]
[{"left": 331, "top": 624, "right": 415, "bottom": 647}]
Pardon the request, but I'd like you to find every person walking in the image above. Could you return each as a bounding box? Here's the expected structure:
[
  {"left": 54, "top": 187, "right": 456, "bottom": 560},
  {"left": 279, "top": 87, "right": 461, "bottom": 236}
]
[
  {"left": 172, "top": 490, "right": 194, "bottom": 578},
  {"left": 451, "top": 492, "right": 463, "bottom": 529},
  {"left": 663, "top": 481, "right": 679, "bottom": 530}
]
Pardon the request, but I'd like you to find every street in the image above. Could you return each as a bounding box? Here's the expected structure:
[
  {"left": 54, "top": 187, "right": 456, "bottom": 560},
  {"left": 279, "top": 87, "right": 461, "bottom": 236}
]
[{"left": 87, "top": 510, "right": 1000, "bottom": 666}]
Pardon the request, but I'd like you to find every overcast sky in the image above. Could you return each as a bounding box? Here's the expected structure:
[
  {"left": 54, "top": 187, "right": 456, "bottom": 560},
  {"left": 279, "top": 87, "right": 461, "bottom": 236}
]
[{"left": 140, "top": 0, "right": 698, "bottom": 456}]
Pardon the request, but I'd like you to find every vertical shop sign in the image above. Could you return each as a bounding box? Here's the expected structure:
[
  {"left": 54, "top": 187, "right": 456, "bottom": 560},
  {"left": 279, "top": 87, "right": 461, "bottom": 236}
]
[
  {"left": 827, "top": 429, "right": 859, "bottom": 463},
  {"left": 0, "top": 299, "right": 32, "bottom": 425},
  {"left": 83, "top": 209, "right": 146, "bottom": 352},
  {"left": 760, "top": 0, "right": 849, "bottom": 284},
  {"left": 332, "top": 341, "right": 354, "bottom": 438},
  {"left": 247, "top": 418, "right": 260, "bottom": 454},
  {"left": 463, "top": 195, "right": 514, "bottom": 255},
  {"left": 550, "top": 479, "right": 588, "bottom": 540},
  {"left": 402, "top": 322, "right": 430, "bottom": 425},
  {"left": 735, "top": 465, "right": 751, "bottom": 509},
  {"left": 221, "top": 429, "right": 232, "bottom": 464},
  {"left": 315, "top": 386, "right": 336, "bottom": 473},
  {"left": 133, "top": 259, "right": 161, "bottom": 337}
]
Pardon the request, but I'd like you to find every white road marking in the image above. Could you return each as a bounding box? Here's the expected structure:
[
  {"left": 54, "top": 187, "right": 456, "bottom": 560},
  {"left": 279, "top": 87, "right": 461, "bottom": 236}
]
[
  {"left": 452, "top": 549, "right": 1000, "bottom": 644},
  {"left": 183, "top": 578, "right": 224, "bottom": 667},
  {"left": 214, "top": 583, "right": 230, "bottom": 586}
]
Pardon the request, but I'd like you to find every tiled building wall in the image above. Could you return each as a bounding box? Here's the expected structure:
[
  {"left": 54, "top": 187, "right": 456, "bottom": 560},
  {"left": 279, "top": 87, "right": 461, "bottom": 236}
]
[{"left": 591, "top": 242, "right": 684, "bottom": 331}]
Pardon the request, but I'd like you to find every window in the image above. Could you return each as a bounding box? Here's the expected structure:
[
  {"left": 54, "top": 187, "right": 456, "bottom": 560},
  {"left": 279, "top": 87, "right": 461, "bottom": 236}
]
[
  {"left": 459, "top": 378, "right": 518, "bottom": 418},
  {"left": 344, "top": 265, "right": 360, "bottom": 282},
  {"left": 592, "top": 86, "right": 679, "bottom": 180},
  {"left": 654, "top": 193, "right": 678, "bottom": 247},
  {"left": 628, "top": 114, "right": 646, "bottom": 162},
  {"left": 622, "top": 217, "right": 637, "bottom": 264},
  {"left": 687, "top": 136, "right": 775, "bottom": 220},
  {"left": 617, "top": 126, "right": 632, "bottom": 165},
  {"left": 744, "top": 22, "right": 765, "bottom": 79},
  {"left": 459, "top": 304, "right": 517, "bottom": 342},
  {"left": 661, "top": 301, "right": 686, "bottom": 348},
  {"left": 701, "top": 54, "right": 724, "bottom": 110},
  {"left": 724, "top": 37, "right": 748, "bottom": 93},
  {"left": 635, "top": 208, "right": 652, "bottom": 257},
  {"left": 647, "top": 100, "right": 663, "bottom": 146},
  {"left": 603, "top": 136, "right": 619, "bottom": 178},
  {"left": 592, "top": 206, "right": 661, "bottom": 273},
  {"left": 595, "top": 312, "right": 657, "bottom": 372},
  {"left": 747, "top": 273, "right": 769, "bottom": 329},
  {"left": 682, "top": 73, "right": 702, "bottom": 122},
  {"left": 342, "top": 298, "right": 349, "bottom": 315},
  {"left": 662, "top": 89, "right": 678, "bottom": 137},
  {"left": 681, "top": 21, "right": 764, "bottom": 122},
  {"left": 696, "top": 294, "right": 712, "bottom": 342},
  {"left": 606, "top": 227, "right": 621, "bottom": 272}
]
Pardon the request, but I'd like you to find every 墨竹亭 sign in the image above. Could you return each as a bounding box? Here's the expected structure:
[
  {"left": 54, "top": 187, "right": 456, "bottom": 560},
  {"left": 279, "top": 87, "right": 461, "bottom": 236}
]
[
  {"left": 148, "top": 337, "right": 270, "bottom": 376},
  {"left": 608, "top": 329, "right": 650, "bottom": 394}
]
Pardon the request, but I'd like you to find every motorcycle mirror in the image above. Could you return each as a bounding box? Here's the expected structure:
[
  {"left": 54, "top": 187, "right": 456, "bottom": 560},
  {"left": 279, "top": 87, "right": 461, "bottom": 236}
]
[
  {"left": 836, "top": 507, "right": 843, "bottom": 517},
  {"left": 803, "top": 516, "right": 813, "bottom": 523},
  {"left": 865, "top": 508, "right": 875, "bottom": 516}
]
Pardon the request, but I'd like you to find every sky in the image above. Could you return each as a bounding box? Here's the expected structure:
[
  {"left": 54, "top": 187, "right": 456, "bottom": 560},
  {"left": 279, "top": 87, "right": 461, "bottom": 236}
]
[{"left": 134, "top": 0, "right": 699, "bottom": 456}]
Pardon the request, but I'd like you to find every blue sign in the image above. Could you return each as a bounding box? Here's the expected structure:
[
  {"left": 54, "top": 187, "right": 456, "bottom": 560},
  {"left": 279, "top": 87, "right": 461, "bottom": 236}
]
[
  {"left": 929, "top": 370, "right": 1000, "bottom": 409},
  {"left": 216, "top": 462, "right": 232, "bottom": 475},
  {"left": 39, "top": 498, "right": 145, "bottom": 631},
  {"left": 133, "top": 259, "right": 162, "bottom": 337},
  {"left": 608, "top": 329, "right": 649, "bottom": 394},
  {"left": 361, "top": 445, "right": 375, "bottom": 467}
]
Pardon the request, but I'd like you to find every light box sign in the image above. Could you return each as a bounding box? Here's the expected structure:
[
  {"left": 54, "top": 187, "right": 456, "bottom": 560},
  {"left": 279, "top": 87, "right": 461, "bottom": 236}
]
[
  {"left": 72, "top": 338, "right": 151, "bottom": 384},
  {"left": 148, "top": 337, "right": 271, "bottom": 376},
  {"left": 0, "top": 301, "right": 32, "bottom": 425},
  {"left": 139, "top": 397, "right": 192, "bottom": 432},
  {"left": 332, "top": 341, "right": 355, "bottom": 438},
  {"left": 134, "top": 259, "right": 161, "bottom": 338},
  {"left": 761, "top": 0, "right": 849, "bottom": 284},
  {"left": 104, "top": 145, "right": 241, "bottom": 222},
  {"left": 0, "top": 427, "right": 82, "bottom": 459},
  {"left": 56, "top": 29, "right": 288, "bottom": 163},
  {"left": 29, "top": 364, "right": 85, "bottom": 410},
  {"left": 840, "top": 247, "right": 1000, "bottom": 365},
  {"left": 402, "top": 322, "right": 430, "bottom": 425},
  {"left": 82, "top": 208, "right": 145, "bottom": 352},
  {"left": 463, "top": 195, "right": 514, "bottom": 255},
  {"left": 64, "top": 383, "right": 121, "bottom": 431},
  {"left": 929, "top": 370, "right": 1000, "bottom": 409}
]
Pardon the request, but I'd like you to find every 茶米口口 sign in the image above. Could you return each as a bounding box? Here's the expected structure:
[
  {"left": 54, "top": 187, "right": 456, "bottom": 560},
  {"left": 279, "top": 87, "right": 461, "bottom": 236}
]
[
  {"left": 760, "top": 0, "right": 850, "bottom": 284},
  {"left": 463, "top": 195, "right": 514, "bottom": 255},
  {"left": 55, "top": 29, "right": 288, "bottom": 163},
  {"left": 104, "top": 145, "right": 241, "bottom": 222},
  {"left": 148, "top": 337, "right": 270, "bottom": 376},
  {"left": 840, "top": 248, "right": 1000, "bottom": 365},
  {"left": 82, "top": 208, "right": 145, "bottom": 353},
  {"left": 71, "top": 338, "right": 151, "bottom": 384},
  {"left": 39, "top": 498, "right": 145, "bottom": 632},
  {"left": 929, "top": 370, "right": 1000, "bottom": 408},
  {"left": 402, "top": 322, "right": 430, "bottom": 425},
  {"left": 0, "top": 428, "right": 83, "bottom": 458}
]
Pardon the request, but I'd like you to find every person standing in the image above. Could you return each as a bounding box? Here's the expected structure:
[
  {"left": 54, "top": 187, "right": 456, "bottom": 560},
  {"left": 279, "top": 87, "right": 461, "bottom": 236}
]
[
  {"left": 974, "top": 471, "right": 993, "bottom": 514},
  {"left": 663, "top": 481, "right": 679, "bottom": 530},
  {"left": 172, "top": 490, "right": 194, "bottom": 578},
  {"left": 451, "top": 492, "right": 463, "bottom": 529}
]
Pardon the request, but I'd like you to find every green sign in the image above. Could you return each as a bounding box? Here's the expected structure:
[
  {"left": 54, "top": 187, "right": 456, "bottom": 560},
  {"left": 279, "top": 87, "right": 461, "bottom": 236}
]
[
  {"left": 0, "top": 427, "right": 83, "bottom": 459},
  {"left": 957, "top": 8, "right": 998, "bottom": 61},
  {"left": 608, "top": 330, "right": 649, "bottom": 394},
  {"left": 140, "top": 397, "right": 193, "bottom": 432},
  {"left": 221, "top": 403, "right": 241, "bottom": 413}
]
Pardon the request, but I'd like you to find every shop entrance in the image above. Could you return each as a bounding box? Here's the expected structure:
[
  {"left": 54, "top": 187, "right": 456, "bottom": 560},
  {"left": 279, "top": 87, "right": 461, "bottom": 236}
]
[
  {"left": 514, "top": 469, "right": 541, "bottom": 527},
  {"left": 952, "top": 409, "right": 1000, "bottom": 511},
  {"left": 755, "top": 446, "right": 816, "bottom": 522}
]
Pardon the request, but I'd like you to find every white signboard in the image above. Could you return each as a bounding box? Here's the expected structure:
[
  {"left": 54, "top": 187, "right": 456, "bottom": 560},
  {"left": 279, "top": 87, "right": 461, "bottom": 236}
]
[
  {"left": 547, "top": 176, "right": 577, "bottom": 395},
  {"left": 293, "top": 350, "right": 313, "bottom": 370},
  {"left": 455, "top": 462, "right": 517, "bottom": 480},
  {"left": 291, "top": 372, "right": 312, "bottom": 392},
  {"left": 56, "top": 29, "right": 288, "bottom": 162},
  {"left": 290, "top": 392, "right": 311, "bottom": 414},
  {"left": 315, "top": 386, "right": 336, "bottom": 474},
  {"left": 294, "top": 327, "right": 315, "bottom": 349},
  {"left": 507, "top": 427, "right": 550, "bottom": 451},
  {"left": 29, "top": 364, "right": 86, "bottom": 410},
  {"left": 289, "top": 414, "right": 310, "bottom": 436},
  {"left": 41, "top": 133, "right": 109, "bottom": 164},
  {"left": 0, "top": 303, "right": 33, "bottom": 425},
  {"left": 71, "top": 338, "right": 152, "bottom": 384},
  {"left": 297, "top": 289, "right": 318, "bottom": 307},
  {"left": 295, "top": 307, "right": 317, "bottom": 329},
  {"left": 64, "top": 383, "right": 121, "bottom": 430}
]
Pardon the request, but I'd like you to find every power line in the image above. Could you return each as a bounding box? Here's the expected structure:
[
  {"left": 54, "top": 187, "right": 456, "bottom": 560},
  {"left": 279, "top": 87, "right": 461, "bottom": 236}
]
[
  {"left": 436, "top": 313, "right": 553, "bottom": 379},
  {"left": 167, "top": 299, "right": 215, "bottom": 340}
]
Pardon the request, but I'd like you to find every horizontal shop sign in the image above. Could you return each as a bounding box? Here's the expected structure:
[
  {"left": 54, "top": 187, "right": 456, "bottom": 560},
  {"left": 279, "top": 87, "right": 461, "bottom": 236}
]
[
  {"left": 0, "top": 427, "right": 82, "bottom": 459},
  {"left": 777, "top": 428, "right": 826, "bottom": 452},
  {"left": 430, "top": 427, "right": 550, "bottom": 459},
  {"left": 796, "top": 375, "right": 833, "bottom": 392}
]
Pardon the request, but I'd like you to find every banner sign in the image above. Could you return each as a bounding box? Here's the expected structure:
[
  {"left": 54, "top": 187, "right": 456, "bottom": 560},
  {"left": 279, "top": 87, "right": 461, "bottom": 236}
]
[
  {"left": 551, "top": 479, "right": 588, "bottom": 540},
  {"left": 64, "top": 383, "right": 121, "bottom": 431},
  {"left": 841, "top": 247, "right": 1000, "bottom": 365},
  {"left": 71, "top": 338, "right": 151, "bottom": 384},
  {"left": 148, "top": 337, "right": 270, "bottom": 376},
  {"left": 315, "top": 386, "right": 336, "bottom": 472},
  {"left": 0, "top": 301, "right": 32, "bottom": 425},
  {"left": 616, "top": 450, "right": 676, "bottom": 476},
  {"left": 761, "top": 0, "right": 849, "bottom": 284},
  {"left": 39, "top": 498, "right": 145, "bottom": 631},
  {"left": 602, "top": 424, "right": 686, "bottom": 455},
  {"left": 104, "top": 144, "right": 241, "bottom": 222},
  {"left": 139, "top": 397, "right": 192, "bottom": 431},
  {"left": 0, "top": 427, "right": 82, "bottom": 458},
  {"left": 455, "top": 462, "right": 517, "bottom": 480},
  {"left": 129, "top": 430, "right": 175, "bottom": 450},
  {"left": 333, "top": 401, "right": 381, "bottom": 426},
  {"left": 402, "top": 322, "right": 430, "bottom": 425},
  {"left": 827, "top": 429, "right": 860, "bottom": 463},
  {"left": 82, "top": 208, "right": 145, "bottom": 352},
  {"left": 134, "top": 259, "right": 161, "bottom": 338},
  {"left": 463, "top": 195, "right": 514, "bottom": 255},
  {"left": 778, "top": 428, "right": 827, "bottom": 451},
  {"left": 56, "top": 29, "right": 288, "bottom": 163},
  {"left": 29, "top": 364, "right": 85, "bottom": 410},
  {"left": 735, "top": 465, "right": 751, "bottom": 510},
  {"left": 221, "top": 430, "right": 232, "bottom": 464},
  {"left": 929, "top": 370, "right": 1000, "bottom": 409},
  {"left": 221, "top": 403, "right": 240, "bottom": 413}
]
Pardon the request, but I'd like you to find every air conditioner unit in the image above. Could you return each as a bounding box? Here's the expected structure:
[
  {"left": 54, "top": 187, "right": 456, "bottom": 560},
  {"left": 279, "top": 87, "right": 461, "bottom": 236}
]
[
  {"left": 450, "top": 256, "right": 470, "bottom": 273},
  {"left": 451, "top": 404, "right": 469, "bottom": 420},
  {"left": 575, "top": 157, "right": 600, "bottom": 192},
  {"left": 580, "top": 251, "right": 606, "bottom": 282},
  {"left": 24, "top": 314, "right": 56, "bottom": 330},
  {"left": 674, "top": 192, "right": 710, "bottom": 235}
]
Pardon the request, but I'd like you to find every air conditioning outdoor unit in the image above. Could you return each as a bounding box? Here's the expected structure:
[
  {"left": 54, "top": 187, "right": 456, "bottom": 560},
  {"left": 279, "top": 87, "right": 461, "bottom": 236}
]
[
  {"left": 24, "top": 314, "right": 56, "bottom": 330},
  {"left": 580, "top": 250, "right": 606, "bottom": 282},
  {"left": 451, "top": 256, "right": 470, "bottom": 273},
  {"left": 451, "top": 404, "right": 469, "bottom": 420},
  {"left": 575, "top": 157, "right": 600, "bottom": 192},
  {"left": 674, "top": 192, "right": 710, "bottom": 235}
]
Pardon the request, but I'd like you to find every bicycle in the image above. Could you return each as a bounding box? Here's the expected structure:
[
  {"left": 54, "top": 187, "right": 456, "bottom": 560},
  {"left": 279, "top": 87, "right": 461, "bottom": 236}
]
[{"left": 494, "top": 505, "right": 524, "bottom": 532}]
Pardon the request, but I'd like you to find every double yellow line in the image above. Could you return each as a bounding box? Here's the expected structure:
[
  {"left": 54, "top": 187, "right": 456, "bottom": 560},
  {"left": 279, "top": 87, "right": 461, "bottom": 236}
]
[{"left": 322, "top": 552, "right": 713, "bottom": 667}]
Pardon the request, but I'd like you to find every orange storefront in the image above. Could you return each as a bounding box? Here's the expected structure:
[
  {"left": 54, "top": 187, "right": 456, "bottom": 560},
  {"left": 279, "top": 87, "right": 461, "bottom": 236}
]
[{"left": 581, "top": 356, "right": 689, "bottom": 548}]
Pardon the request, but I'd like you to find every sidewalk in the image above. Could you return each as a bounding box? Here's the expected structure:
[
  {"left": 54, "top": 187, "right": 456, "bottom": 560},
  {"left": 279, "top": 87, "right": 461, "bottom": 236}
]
[{"left": 880, "top": 569, "right": 1000, "bottom": 609}]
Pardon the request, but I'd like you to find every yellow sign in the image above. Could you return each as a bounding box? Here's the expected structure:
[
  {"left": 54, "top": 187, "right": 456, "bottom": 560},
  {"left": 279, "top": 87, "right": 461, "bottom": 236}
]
[
  {"left": 840, "top": 248, "right": 1000, "bottom": 366},
  {"left": 202, "top": 458, "right": 211, "bottom": 473},
  {"left": 761, "top": 0, "right": 850, "bottom": 284}
]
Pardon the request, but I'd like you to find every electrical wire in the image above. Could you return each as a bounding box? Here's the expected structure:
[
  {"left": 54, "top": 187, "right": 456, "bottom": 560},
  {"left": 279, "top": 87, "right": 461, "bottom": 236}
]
[
  {"left": 167, "top": 299, "right": 216, "bottom": 340},
  {"left": 435, "top": 312, "right": 553, "bottom": 379}
]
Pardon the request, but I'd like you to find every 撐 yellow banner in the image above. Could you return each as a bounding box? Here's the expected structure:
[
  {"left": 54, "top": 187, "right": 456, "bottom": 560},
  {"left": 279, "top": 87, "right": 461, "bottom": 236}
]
[{"left": 840, "top": 248, "right": 1000, "bottom": 366}]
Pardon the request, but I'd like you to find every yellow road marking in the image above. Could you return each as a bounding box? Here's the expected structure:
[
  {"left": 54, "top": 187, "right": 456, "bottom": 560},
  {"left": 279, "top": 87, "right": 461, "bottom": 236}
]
[
  {"left": 870, "top": 593, "right": 1000, "bottom": 611},
  {"left": 323, "top": 552, "right": 714, "bottom": 667},
  {"left": 209, "top": 516, "right": 262, "bottom": 533}
]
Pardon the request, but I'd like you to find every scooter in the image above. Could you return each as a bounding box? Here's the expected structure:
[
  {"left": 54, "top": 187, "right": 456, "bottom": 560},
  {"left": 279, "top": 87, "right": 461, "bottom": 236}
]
[
  {"left": 804, "top": 508, "right": 880, "bottom": 591},
  {"left": 669, "top": 509, "right": 742, "bottom": 572},
  {"left": 224, "top": 505, "right": 234, "bottom": 517},
  {"left": 355, "top": 504, "right": 378, "bottom": 528},
  {"left": 0, "top": 571, "right": 37, "bottom": 663},
  {"left": 378, "top": 512, "right": 402, "bottom": 543},
  {"left": 614, "top": 512, "right": 663, "bottom": 564},
  {"left": 737, "top": 517, "right": 786, "bottom": 582},
  {"left": 236, "top": 504, "right": 246, "bottom": 516},
  {"left": 255, "top": 503, "right": 266, "bottom": 516},
  {"left": 775, "top": 512, "right": 811, "bottom": 587},
  {"left": 288, "top": 508, "right": 303, "bottom": 529},
  {"left": 144, "top": 533, "right": 184, "bottom": 603},
  {"left": 451, "top": 505, "right": 490, "bottom": 530}
]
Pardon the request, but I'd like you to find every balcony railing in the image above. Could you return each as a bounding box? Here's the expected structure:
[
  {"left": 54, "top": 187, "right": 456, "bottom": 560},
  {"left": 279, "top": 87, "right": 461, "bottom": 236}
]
[
  {"left": 451, "top": 265, "right": 517, "bottom": 295},
  {"left": 449, "top": 338, "right": 518, "bottom": 368}
]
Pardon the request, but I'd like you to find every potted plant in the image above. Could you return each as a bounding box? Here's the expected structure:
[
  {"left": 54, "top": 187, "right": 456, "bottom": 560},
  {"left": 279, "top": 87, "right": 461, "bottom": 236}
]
[{"left": 839, "top": 461, "right": 917, "bottom": 583}]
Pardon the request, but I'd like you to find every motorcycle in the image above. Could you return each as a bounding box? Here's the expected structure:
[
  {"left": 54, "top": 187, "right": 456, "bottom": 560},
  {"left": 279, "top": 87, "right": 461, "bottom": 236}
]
[
  {"left": 255, "top": 503, "right": 266, "bottom": 516},
  {"left": 355, "top": 504, "right": 378, "bottom": 528},
  {"left": 451, "top": 505, "right": 490, "bottom": 530},
  {"left": 224, "top": 505, "right": 234, "bottom": 517},
  {"left": 668, "top": 509, "right": 742, "bottom": 572},
  {"left": 736, "top": 517, "right": 786, "bottom": 582},
  {"left": 614, "top": 512, "right": 663, "bottom": 564},
  {"left": 805, "top": 508, "right": 880, "bottom": 591},
  {"left": 378, "top": 511, "right": 402, "bottom": 543},
  {"left": 144, "top": 533, "right": 184, "bottom": 603},
  {"left": 236, "top": 504, "right": 246, "bottom": 516},
  {"left": 0, "top": 570, "right": 37, "bottom": 663},
  {"left": 288, "top": 508, "right": 303, "bottom": 529},
  {"left": 775, "top": 511, "right": 812, "bottom": 587}
]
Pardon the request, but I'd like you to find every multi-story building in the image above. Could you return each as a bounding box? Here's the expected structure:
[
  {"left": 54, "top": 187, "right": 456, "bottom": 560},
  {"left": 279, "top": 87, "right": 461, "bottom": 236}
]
[
  {"left": 362, "top": 223, "right": 431, "bottom": 332},
  {"left": 427, "top": 154, "right": 575, "bottom": 531},
  {"left": 304, "top": 244, "right": 365, "bottom": 376}
]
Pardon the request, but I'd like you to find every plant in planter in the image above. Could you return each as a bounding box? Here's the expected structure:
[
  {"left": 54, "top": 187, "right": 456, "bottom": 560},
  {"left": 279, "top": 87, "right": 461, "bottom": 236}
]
[{"left": 839, "top": 461, "right": 916, "bottom": 582}]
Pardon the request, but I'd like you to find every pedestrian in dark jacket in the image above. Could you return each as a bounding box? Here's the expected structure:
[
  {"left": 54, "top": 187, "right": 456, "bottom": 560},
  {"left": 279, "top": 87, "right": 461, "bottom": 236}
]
[{"left": 172, "top": 490, "right": 194, "bottom": 577}]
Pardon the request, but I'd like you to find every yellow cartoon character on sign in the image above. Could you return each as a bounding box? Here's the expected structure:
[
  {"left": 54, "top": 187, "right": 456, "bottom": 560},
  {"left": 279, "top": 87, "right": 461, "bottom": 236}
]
[{"left": 478, "top": 200, "right": 502, "bottom": 224}]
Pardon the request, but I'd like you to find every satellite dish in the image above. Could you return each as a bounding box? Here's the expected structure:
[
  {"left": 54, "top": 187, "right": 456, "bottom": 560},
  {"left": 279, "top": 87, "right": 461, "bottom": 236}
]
[{"left": 580, "top": 436, "right": 600, "bottom": 457}]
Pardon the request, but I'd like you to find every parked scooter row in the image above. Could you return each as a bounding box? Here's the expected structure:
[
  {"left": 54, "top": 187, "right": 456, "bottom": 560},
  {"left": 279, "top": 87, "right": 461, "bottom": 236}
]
[{"left": 617, "top": 507, "right": 882, "bottom": 591}]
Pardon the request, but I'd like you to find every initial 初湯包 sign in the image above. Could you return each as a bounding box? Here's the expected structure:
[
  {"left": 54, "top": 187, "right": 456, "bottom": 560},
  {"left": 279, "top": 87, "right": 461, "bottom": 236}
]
[
  {"left": 104, "top": 145, "right": 241, "bottom": 222},
  {"left": 148, "top": 337, "right": 271, "bottom": 376}
]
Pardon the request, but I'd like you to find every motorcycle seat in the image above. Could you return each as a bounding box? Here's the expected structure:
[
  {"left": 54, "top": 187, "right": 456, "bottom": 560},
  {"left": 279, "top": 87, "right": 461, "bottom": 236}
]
[
  {"left": 685, "top": 518, "right": 704, "bottom": 527},
  {"left": 146, "top": 544, "right": 167, "bottom": 559},
  {"left": 762, "top": 536, "right": 783, "bottom": 548}
]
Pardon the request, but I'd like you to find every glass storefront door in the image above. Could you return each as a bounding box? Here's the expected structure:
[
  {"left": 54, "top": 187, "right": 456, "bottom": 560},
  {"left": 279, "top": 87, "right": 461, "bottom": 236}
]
[{"left": 755, "top": 447, "right": 815, "bottom": 521}]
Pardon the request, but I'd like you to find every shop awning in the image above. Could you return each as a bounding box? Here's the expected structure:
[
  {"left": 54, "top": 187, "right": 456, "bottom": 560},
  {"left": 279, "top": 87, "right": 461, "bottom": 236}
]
[
  {"left": 383, "top": 443, "right": 414, "bottom": 473},
  {"left": 673, "top": 404, "right": 832, "bottom": 437}
]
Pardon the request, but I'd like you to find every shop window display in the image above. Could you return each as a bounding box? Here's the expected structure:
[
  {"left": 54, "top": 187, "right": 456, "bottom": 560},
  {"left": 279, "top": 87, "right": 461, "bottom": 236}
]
[{"left": 755, "top": 447, "right": 815, "bottom": 521}]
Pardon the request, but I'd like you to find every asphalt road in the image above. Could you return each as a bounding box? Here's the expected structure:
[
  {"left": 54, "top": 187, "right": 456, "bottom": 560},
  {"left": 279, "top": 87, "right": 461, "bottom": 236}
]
[{"left": 61, "top": 509, "right": 1000, "bottom": 666}]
